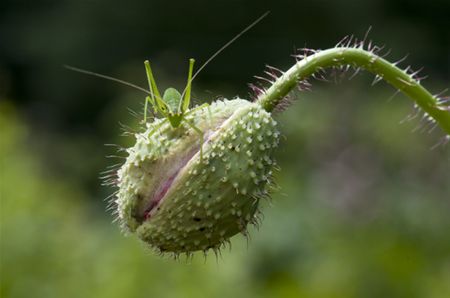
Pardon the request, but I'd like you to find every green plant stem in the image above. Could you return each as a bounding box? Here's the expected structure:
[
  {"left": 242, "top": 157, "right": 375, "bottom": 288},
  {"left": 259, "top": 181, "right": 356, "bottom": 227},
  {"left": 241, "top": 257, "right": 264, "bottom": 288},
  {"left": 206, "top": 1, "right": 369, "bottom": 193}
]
[{"left": 257, "top": 47, "right": 450, "bottom": 135}]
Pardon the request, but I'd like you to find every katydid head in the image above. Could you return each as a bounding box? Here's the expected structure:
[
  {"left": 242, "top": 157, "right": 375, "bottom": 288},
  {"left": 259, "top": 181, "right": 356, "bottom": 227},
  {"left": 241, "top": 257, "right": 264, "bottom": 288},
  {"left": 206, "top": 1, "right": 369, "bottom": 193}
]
[{"left": 144, "top": 59, "right": 195, "bottom": 127}]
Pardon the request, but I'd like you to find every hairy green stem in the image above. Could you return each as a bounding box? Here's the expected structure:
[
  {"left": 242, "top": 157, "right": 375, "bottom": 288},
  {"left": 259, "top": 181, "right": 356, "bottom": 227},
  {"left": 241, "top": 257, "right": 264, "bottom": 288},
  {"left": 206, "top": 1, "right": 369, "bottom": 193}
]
[{"left": 257, "top": 47, "right": 450, "bottom": 135}]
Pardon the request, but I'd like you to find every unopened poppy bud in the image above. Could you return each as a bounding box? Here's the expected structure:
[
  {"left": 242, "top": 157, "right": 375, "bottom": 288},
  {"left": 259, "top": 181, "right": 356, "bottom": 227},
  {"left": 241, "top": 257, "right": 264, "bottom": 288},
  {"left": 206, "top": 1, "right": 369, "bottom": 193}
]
[{"left": 115, "top": 98, "right": 279, "bottom": 253}]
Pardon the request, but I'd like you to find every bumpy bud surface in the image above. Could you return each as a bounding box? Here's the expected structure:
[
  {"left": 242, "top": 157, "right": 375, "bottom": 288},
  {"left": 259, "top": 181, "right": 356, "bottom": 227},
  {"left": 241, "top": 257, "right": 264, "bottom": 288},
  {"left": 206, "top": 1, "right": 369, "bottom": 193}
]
[{"left": 116, "top": 99, "right": 279, "bottom": 253}]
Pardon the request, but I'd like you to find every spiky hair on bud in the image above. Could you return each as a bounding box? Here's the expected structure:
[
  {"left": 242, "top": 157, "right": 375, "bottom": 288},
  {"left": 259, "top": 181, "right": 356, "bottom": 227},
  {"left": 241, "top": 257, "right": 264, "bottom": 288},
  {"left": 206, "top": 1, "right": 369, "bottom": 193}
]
[{"left": 111, "top": 99, "right": 279, "bottom": 255}]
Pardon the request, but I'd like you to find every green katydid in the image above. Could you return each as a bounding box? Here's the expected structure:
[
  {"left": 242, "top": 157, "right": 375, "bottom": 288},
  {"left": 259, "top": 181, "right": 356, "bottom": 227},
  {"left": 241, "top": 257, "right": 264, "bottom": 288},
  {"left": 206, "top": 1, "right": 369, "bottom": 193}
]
[
  {"left": 140, "top": 11, "right": 270, "bottom": 127},
  {"left": 142, "top": 58, "right": 209, "bottom": 158},
  {"left": 65, "top": 11, "right": 270, "bottom": 158},
  {"left": 142, "top": 58, "right": 202, "bottom": 130}
]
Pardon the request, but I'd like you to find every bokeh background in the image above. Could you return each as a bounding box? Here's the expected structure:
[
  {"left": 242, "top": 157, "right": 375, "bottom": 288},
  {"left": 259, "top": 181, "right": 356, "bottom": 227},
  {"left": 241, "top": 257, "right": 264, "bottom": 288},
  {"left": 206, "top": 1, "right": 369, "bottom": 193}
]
[{"left": 1, "top": 0, "right": 449, "bottom": 297}]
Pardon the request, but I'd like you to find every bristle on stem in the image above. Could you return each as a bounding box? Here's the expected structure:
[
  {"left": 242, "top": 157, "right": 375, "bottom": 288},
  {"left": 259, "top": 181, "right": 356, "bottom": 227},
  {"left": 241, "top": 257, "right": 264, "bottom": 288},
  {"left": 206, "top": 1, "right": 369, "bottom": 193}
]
[{"left": 256, "top": 47, "right": 450, "bottom": 135}]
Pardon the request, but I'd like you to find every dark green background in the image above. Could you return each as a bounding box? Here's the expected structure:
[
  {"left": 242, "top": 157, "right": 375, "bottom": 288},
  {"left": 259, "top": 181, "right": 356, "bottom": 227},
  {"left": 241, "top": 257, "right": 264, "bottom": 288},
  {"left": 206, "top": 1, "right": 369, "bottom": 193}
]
[{"left": 1, "top": 0, "right": 449, "bottom": 297}]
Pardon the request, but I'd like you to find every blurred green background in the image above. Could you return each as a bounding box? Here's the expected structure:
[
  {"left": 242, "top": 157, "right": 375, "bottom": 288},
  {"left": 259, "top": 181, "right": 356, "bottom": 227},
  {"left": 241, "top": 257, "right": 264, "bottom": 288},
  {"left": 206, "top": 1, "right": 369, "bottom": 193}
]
[{"left": 1, "top": 0, "right": 449, "bottom": 297}]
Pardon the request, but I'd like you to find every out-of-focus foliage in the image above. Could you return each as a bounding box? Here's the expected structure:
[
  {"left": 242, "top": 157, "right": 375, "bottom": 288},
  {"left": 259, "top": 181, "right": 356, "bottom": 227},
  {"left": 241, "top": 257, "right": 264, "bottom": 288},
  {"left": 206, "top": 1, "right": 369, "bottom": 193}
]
[
  {"left": 2, "top": 90, "right": 449, "bottom": 297},
  {"left": 1, "top": 0, "right": 449, "bottom": 297}
]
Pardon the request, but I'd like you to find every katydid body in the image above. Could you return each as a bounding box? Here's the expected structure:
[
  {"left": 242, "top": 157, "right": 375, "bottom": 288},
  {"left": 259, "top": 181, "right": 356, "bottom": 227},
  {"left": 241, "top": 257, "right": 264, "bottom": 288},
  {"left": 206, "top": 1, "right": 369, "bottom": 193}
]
[
  {"left": 143, "top": 59, "right": 195, "bottom": 126},
  {"left": 144, "top": 59, "right": 206, "bottom": 158}
]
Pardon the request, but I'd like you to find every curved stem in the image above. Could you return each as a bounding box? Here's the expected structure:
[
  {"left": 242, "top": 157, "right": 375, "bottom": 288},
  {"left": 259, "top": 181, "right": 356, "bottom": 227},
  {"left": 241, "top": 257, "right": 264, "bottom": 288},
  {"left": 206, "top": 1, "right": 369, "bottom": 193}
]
[{"left": 256, "top": 47, "right": 450, "bottom": 135}]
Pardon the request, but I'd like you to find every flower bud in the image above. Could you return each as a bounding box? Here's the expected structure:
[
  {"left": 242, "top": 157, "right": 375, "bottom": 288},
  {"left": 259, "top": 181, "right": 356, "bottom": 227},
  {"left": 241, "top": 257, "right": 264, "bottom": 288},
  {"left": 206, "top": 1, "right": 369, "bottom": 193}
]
[{"left": 115, "top": 98, "right": 279, "bottom": 253}]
